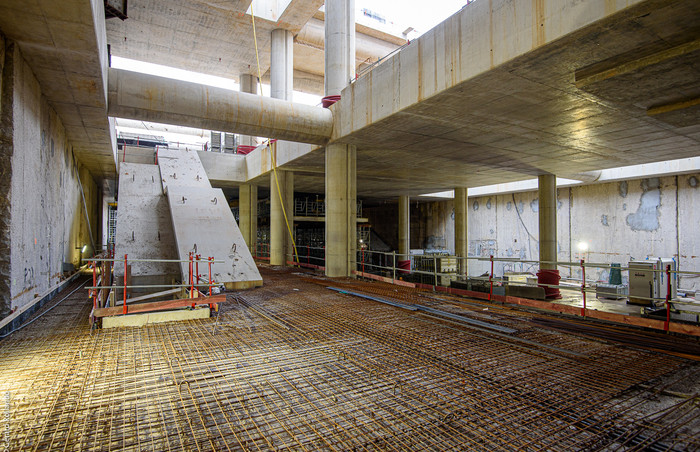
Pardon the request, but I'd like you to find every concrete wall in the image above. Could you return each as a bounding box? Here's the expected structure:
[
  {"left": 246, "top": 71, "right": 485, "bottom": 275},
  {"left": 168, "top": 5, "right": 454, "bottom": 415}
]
[
  {"left": 0, "top": 38, "right": 98, "bottom": 317},
  {"left": 407, "top": 174, "right": 699, "bottom": 291}
]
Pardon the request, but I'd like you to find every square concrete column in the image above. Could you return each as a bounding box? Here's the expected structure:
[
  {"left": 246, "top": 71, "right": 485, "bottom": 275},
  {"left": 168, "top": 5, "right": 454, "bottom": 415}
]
[
  {"left": 239, "top": 73, "right": 258, "bottom": 147},
  {"left": 538, "top": 174, "right": 557, "bottom": 270},
  {"left": 398, "top": 195, "right": 410, "bottom": 259},
  {"left": 325, "top": 143, "right": 356, "bottom": 277},
  {"left": 454, "top": 187, "right": 468, "bottom": 276},
  {"left": 238, "top": 184, "right": 258, "bottom": 252},
  {"left": 270, "top": 170, "right": 294, "bottom": 266}
]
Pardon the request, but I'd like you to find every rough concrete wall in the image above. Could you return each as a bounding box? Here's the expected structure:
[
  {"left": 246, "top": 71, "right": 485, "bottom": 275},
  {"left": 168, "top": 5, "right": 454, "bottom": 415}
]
[
  {"left": 678, "top": 175, "right": 700, "bottom": 292},
  {"left": 0, "top": 35, "right": 13, "bottom": 318},
  {"left": 415, "top": 201, "right": 455, "bottom": 251},
  {"left": 4, "top": 43, "right": 97, "bottom": 314},
  {"left": 414, "top": 174, "right": 698, "bottom": 290},
  {"left": 364, "top": 202, "right": 399, "bottom": 251}
]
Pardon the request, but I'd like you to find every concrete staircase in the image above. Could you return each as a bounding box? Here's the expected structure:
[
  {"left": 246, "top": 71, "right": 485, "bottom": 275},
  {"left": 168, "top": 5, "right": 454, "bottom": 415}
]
[
  {"left": 157, "top": 148, "right": 262, "bottom": 289},
  {"left": 115, "top": 150, "right": 261, "bottom": 293}
]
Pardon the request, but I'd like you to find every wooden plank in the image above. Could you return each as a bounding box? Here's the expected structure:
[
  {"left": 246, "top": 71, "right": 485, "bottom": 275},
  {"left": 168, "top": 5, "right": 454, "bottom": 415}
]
[
  {"left": 94, "top": 294, "right": 226, "bottom": 318},
  {"left": 102, "top": 307, "right": 210, "bottom": 328}
]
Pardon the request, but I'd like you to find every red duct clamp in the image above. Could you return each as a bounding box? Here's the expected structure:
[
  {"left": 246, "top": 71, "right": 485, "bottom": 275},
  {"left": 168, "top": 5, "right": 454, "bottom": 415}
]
[
  {"left": 537, "top": 269, "right": 562, "bottom": 299},
  {"left": 322, "top": 95, "right": 341, "bottom": 108},
  {"left": 236, "top": 145, "right": 257, "bottom": 155}
]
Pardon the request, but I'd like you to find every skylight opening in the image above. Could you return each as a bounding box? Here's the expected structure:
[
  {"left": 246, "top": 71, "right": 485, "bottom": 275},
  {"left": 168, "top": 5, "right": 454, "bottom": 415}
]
[{"left": 247, "top": 0, "right": 294, "bottom": 23}]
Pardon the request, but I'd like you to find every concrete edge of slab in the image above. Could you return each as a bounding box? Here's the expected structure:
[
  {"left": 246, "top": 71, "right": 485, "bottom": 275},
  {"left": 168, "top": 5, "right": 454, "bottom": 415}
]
[{"left": 102, "top": 307, "right": 210, "bottom": 329}]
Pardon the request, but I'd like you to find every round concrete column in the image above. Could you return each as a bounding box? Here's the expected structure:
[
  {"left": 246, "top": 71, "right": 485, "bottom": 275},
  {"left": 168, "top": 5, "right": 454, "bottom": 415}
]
[
  {"left": 454, "top": 187, "right": 468, "bottom": 276},
  {"left": 324, "top": 0, "right": 355, "bottom": 96},
  {"left": 270, "top": 29, "right": 293, "bottom": 101},
  {"left": 538, "top": 174, "right": 557, "bottom": 270},
  {"left": 238, "top": 184, "right": 258, "bottom": 251},
  {"left": 270, "top": 170, "right": 293, "bottom": 266},
  {"left": 239, "top": 73, "right": 258, "bottom": 147},
  {"left": 325, "top": 143, "right": 357, "bottom": 277},
  {"left": 398, "top": 196, "right": 410, "bottom": 259},
  {"left": 324, "top": 0, "right": 356, "bottom": 277}
]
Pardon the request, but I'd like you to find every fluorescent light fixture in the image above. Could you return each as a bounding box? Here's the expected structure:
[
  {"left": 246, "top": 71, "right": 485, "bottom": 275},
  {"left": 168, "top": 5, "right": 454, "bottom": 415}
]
[{"left": 81, "top": 245, "right": 88, "bottom": 253}]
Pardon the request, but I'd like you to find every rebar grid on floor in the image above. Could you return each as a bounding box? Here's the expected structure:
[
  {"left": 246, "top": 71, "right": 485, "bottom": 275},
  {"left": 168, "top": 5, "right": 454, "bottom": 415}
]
[{"left": 1, "top": 269, "right": 699, "bottom": 451}]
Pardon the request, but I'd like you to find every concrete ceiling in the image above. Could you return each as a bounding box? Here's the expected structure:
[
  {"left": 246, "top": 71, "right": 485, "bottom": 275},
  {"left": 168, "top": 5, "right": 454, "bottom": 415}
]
[
  {"left": 281, "top": 0, "right": 700, "bottom": 199},
  {"left": 0, "top": 0, "right": 116, "bottom": 180},
  {"left": 105, "top": 1, "right": 403, "bottom": 96}
]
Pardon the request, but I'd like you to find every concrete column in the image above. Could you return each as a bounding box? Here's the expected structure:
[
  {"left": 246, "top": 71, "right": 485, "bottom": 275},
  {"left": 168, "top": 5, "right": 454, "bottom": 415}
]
[
  {"left": 270, "top": 29, "right": 293, "bottom": 102},
  {"left": 270, "top": 170, "right": 294, "bottom": 266},
  {"left": 324, "top": 0, "right": 356, "bottom": 277},
  {"left": 324, "top": 0, "right": 355, "bottom": 96},
  {"left": 538, "top": 174, "right": 557, "bottom": 269},
  {"left": 454, "top": 187, "right": 468, "bottom": 276},
  {"left": 239, "top": 73, "right": 258, "bottom": 147},
  {"left": 238, "top": 184, "right": 258, "bottom": 252},
  {"left": 269, "top": 28, "right": 296, "bottom": 265},
  {"left": 398, "top": 196, "right": 410, "bottom": 259},
  {"left": 325, "top": 144, "right": 356, "bottom": 277}
]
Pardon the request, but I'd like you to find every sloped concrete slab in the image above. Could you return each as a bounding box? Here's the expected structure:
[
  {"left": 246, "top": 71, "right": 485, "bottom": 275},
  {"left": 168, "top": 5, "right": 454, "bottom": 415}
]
[
  {"left": 166, "top": 186, "right": 262, "bottom": 288},
  {"left": 157, "top": 148, "right": 212, "bottom": 192},
  {"left": 114, "top": 163, "right": 180, "bottom": 284},
  {"left": 158, "top": 149, "right": 262, "bottom": 289}
]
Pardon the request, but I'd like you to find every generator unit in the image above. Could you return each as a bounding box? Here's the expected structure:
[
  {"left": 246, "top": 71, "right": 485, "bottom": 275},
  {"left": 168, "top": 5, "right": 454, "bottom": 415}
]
[{"left": 628, "top": 258, "right": 677, "bottom": 306}]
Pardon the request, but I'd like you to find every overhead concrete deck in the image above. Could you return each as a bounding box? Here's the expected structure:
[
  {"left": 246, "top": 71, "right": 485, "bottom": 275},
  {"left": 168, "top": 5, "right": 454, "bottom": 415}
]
[
  {"left": 0, "top": 0, "right": 116, "bottom": 179},
  {"left": 317, "top": 0, "right": 700, "bottom": 196},
  {"left": 103, "top": 0, "right": 700, "bottom": 200},
  {"left": 104, "top": 0, "right": 405, "bottom": 95}
]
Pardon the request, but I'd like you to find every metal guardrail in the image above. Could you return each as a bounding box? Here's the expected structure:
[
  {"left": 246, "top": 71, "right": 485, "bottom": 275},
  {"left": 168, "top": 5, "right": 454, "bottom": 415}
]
[{"left": 86, "top": 254, "right": 225, "bottom": 317}]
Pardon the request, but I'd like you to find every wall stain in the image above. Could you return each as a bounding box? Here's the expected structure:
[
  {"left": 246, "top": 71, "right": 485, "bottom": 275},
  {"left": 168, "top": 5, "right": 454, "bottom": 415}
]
[
  {"left": 530, "top": 198, "right": 539, "bottom": 212},
  {"left": 626, "top": 178, "right": 661, "bottom": 232},
  {"left": 689, "top": 176, "right": 698, "bottom": 188},
  {"left": 532, "top": 0, "right": 546, "bottom": 48},
  {"left": 619, "top": 181, "right": 628, "bottom": 198},
  {"left": 601, "top": 214, "right": 609, "bottom": 226}
]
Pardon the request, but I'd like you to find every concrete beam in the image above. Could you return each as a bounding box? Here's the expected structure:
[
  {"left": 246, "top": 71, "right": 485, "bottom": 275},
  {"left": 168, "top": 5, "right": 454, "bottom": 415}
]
[
  {"left": 108, "top": 68, "right": 333, "bottom": 145},
  {"left": 575, "top": 38, "right": 700, "bottom": 88}
]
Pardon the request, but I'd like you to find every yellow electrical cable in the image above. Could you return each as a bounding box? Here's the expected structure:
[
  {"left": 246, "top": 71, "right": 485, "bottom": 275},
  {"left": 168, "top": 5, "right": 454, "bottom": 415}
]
[{"left": 250, "top": 7, "right": 299, "bottom": 264}]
